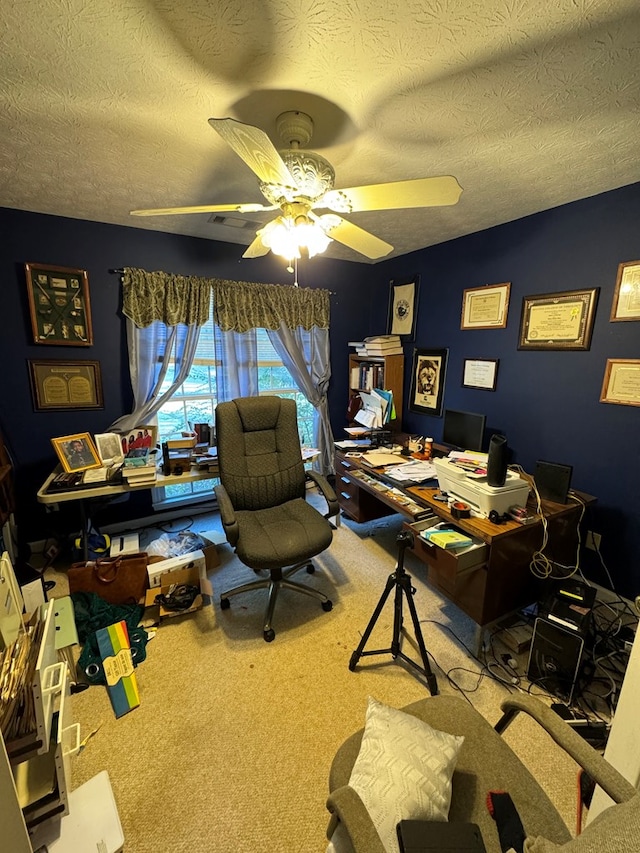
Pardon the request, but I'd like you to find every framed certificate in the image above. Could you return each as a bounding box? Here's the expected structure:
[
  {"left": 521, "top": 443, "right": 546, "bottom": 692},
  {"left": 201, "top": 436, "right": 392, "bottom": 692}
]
[
  {"left": 600, "top": 359, "right": 640, "bottom": 407},
  {"left": 610, "top": 260, "right": 640, "bottom": 322},
  {"left": 518, "top": 288, "right": 599, "bottom": 350},
  {"left": 461, "top": 282, "right": 510, "bottom": 330},
  {"left": 462, "top": 358, "right": 499, "bottom": 391}
]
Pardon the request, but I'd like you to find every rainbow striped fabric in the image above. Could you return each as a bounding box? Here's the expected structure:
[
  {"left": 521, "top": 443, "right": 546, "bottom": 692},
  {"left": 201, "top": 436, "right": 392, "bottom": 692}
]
[{"left": 95, "top": 620, "right": 140, "bottom": 718}]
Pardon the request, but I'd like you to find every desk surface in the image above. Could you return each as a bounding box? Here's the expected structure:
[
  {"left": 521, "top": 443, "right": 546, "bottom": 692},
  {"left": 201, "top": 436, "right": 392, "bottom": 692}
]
[{"left": 37, "top": 463, "right": 219, "bottom": 505}]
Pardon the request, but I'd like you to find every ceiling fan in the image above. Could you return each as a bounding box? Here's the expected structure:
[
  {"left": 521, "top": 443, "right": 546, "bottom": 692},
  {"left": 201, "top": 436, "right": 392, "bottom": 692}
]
[{"left": 131, "top": 111, "right": 463, "bottom": 261}]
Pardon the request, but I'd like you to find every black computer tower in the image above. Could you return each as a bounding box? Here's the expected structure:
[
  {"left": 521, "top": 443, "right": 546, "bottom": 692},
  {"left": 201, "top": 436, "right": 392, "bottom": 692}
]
[{"left": 527, "top": 617, "right": 586, "bottom": 702}]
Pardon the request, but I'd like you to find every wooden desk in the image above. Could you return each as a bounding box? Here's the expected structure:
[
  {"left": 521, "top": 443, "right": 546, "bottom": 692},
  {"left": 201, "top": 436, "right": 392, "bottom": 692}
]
[{"left": 335, "top": 449, "right": 593, "bottom": 636}]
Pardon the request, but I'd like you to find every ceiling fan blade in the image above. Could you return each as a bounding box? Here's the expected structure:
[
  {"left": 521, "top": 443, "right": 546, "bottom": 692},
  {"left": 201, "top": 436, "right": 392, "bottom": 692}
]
[
  {"left": 322, "top": 176, "right": 463, "bottom": 213},
  {"left": 312, "top": 213, "right": 393, "bottom": 260},
  {"left": 209, "top": 117, "right": 297, "bottom": 188},
  {"left": 242, "top": 232, "right": 270, "bottom": 259},
  {"left": 131, "top": 202, "right": 276, "bottom": 217}
]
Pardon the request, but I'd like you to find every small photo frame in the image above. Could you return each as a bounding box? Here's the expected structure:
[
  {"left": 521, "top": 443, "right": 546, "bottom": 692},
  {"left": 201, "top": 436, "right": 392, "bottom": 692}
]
[
  {"left": 462, "top": 358, "right": 499, "bottom": 391},
  {"left": 387, "top": 275, "right": 420, "bottom": 340},
  {"left": 461, "top": 282, "right": 511, "bottom": 330},
  {"left": 610, "top": 261, "right": 640, "bottom": 322},
  {"left": 600, "top": 359, "right": 640, "bottom": 407},
  {"left": 409, "top": 348, "right": 448, "bottom": 416},
  {"left": 518, "top": 288, "right": 599, "bottom": 350},
  {"left": 51, "top": 432, "right": 102, "bottom": 474},
  {"left": 25, "top": 262, "right": 93, "bottom": 346},
  {"left": 94, "top": 433, "right": 126, "bottom": 466},
  {"left": 120, "top": 425, "right": 158, "bottom": 456}
]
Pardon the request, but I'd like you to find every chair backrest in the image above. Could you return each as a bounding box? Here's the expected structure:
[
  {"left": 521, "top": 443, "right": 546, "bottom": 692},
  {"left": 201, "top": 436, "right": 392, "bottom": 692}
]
[{"left": 215, "top": 396, "right": 306, "bottom": 511}]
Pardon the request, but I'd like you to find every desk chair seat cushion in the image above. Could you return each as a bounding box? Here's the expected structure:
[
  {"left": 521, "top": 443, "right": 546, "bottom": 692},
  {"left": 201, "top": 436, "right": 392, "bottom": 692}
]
[
  {"left": 234, "top": 498, "right": 333, "bottom": 571},
  {"left": 329, "top": 695, "right": 573, "bottom": 853},
  {"left": 337, "top": 696, "right": 465, "bottom": 853}
]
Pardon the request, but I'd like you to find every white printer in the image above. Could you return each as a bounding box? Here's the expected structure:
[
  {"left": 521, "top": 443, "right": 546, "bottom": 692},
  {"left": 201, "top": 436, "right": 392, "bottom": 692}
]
[{"left": 433, "top": 456, "right": 530, "bottom": 517}]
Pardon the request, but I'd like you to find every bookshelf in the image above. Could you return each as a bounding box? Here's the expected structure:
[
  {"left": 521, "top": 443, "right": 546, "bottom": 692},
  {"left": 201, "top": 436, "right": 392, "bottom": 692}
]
[{"left": 348, "top": 352, "right": 404, "bottom": 429}]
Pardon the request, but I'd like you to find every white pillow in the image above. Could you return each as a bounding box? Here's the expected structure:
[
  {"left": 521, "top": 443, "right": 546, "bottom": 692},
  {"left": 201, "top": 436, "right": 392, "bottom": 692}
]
[{"left": 346, "top": 696, "right": 464, "bottom": 853}]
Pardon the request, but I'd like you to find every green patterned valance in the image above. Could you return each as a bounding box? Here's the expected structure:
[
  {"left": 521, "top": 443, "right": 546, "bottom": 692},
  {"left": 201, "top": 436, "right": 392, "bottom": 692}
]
[
  {"left": 212, "top": 279, "right": 330, "bottom": 332},
  {"left": 122, "top": 268, "right": 212, "bottom": 327}
]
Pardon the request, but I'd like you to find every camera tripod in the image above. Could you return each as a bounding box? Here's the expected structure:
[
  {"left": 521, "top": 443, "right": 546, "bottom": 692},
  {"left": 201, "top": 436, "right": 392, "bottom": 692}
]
[{"left": 349, "top": 530, "right": 438, "bottom": 694}]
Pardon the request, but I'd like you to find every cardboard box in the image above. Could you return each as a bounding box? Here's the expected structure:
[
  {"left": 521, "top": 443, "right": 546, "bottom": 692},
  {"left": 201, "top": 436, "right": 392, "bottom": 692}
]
[{"left": 145, "top": 550, "right": 213, "bottom": 622}]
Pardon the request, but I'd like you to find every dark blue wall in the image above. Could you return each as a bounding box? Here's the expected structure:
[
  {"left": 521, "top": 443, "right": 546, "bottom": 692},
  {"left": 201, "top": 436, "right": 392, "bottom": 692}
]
[{"left": 1, "top": 183, "right": 638, "bottom": 597}]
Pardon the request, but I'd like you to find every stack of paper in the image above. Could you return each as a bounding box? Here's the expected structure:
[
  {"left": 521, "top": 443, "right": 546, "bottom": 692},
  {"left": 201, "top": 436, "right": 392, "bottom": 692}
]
[{"left": 353, "top": 389, "right": 396, "bottom": 429}]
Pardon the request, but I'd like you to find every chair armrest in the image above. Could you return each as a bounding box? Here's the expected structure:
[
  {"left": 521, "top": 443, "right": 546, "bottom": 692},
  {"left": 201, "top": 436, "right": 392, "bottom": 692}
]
[
  {"left": 306, "top": 471, "right": 339, "bottom": 519},
  {"left": 497, "top": 694, "right": 636, "bottom": 805},
  {"left": 326, "top": 786, "right": 386, "bottom": 853},
  {"left": 214, "top": 484, "right": 239, "bottom": 546}
]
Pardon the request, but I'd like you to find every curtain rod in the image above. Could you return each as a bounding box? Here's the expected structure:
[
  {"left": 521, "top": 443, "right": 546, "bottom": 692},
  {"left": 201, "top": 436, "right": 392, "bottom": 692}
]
[{"left": 109, "top": 268, "right": 125, "bottom": 274}]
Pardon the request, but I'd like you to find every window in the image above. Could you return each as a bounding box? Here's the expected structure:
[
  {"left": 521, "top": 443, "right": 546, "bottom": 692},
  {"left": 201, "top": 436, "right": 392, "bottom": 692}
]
[{"left": 153, "top": 324, "right": 314, "bottom": 507}]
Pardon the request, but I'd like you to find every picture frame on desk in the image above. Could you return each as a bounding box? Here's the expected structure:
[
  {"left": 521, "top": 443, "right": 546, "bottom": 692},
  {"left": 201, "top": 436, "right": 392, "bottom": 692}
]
[
  {"left": 51, "top": 432, "right": 101, "bottom": 474},
  {"left": 610, "top": 260, "right": 640, "bottom": 322},
  {"left": 28, "top": 359, "right": 103, "bottom": 410},
  {"left": 409, "top": 348, "right": 448, "bottom": 416},
  {"left": 25, "top": 262, "right": 93, "bottom": 346},
  {"left": 119, "top": 425, "right": 158, "bottom": 456},
  {"left": 387, "top": 275, "right": 420, "bottom": 340},
  {"left": 518, "top": 288, "right": 599, "bottom": 350}
]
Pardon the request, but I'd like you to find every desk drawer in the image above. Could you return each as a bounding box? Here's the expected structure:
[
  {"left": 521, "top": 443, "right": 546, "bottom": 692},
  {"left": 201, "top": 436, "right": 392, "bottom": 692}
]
[{"left": 404, "top": 520, "right": 487, "bottom": 593}]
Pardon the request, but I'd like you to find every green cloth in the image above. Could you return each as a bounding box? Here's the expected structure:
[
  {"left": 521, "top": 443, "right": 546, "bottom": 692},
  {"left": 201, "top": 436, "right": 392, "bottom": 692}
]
[{"left": 72, "top": 592, "right": 146, "bottom": 685}]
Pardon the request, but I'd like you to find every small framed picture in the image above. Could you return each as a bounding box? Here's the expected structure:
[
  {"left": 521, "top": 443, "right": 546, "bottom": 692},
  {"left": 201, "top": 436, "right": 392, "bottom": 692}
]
[
  {"left": 387, "top": 275, "right": 420, "bottom": 341},
  {"left": 462, "top": 358, "right": 499, "bottom": 391},
  {"left": 51, "top": 432, "right": 102, "bottom": 474},
  {"left": 120, "top": 425, "right": 158, "bottom": 457},
  {"left": 610, "top": 261, "right": 640, "bottom": 322},
  {"left": 25, "top": 262, "right": 93, "bottom": 346},
  {"left": 409, "top": 348, "right": 448, "bottom": 416},
  {"left": 94, "top": 433, "right": 126, "bottom": 466},
  {"left": 600, "top": 359, "right": 640, "bottom": 407},
  {"left": 461, "top": 282, "right": 511, "bottom": 330}
]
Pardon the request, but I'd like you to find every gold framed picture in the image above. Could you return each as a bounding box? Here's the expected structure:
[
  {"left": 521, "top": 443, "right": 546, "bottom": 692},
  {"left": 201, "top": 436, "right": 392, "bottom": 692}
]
[
  {"left": 461, "top": 282, "right": 510, "bottom": 330},
  {"left": 518, "top": 288, "right": 599, "bottom": 350},
  {"left": 600, "top": 359, "right": 640, "bottom": 407},
  {"left": 610, "top": 260, "right": 640, "bottom": 322},
  {"left": 28, "top": 360, "right": 103, "bottom": 411},
  {"left": 51, "top": 433, "right": 102, "bottom": 473},
  {"left": 25, "top": 262, "right": 93, "bottom": 346}
]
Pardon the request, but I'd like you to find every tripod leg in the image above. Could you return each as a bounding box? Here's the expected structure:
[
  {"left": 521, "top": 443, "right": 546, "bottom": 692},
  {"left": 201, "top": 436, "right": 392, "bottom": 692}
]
[
  {"left": 403, "top": 581, "right": 439, "bottom": 695},
  {"left": 349, "top": 574, "right": 396, "bottom": 670}
]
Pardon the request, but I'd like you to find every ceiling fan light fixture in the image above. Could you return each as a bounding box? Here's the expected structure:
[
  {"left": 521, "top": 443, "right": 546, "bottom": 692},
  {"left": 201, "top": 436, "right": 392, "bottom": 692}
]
[{"left": 257, "top": 212, "right": 332, "bottom": 262}]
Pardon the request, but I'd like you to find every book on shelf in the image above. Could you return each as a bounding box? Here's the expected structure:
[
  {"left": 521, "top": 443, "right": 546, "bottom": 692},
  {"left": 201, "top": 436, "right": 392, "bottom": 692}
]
[{"left": 122, "top": 463, "right": 157, "bottom": 481}]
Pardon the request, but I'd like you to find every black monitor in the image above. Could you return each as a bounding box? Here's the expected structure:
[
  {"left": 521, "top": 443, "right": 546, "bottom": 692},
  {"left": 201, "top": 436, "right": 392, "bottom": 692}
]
[{"left": 441, "top": 409, "right": 486, "bottom": 452}]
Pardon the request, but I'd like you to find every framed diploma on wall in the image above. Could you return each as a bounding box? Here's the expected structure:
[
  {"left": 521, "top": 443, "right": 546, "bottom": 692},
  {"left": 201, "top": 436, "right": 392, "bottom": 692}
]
[
  {"left": 461, "top": 282, "right": 510, "bottom": 330},
  {"left": 518, "top": 288, "right": 599, "bottom": 350}
]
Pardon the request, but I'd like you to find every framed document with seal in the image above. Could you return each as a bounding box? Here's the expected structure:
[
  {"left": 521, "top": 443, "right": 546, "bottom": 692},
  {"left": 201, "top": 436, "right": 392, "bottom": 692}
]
[
  {"left": 518, "top": 288, "right": 599, "bottom": 350},
  {"left": 461, "top": 282, "right": 510, "bottom": 330},
  {"left": 600, "top": 359, "right": 640, "bottom": 407}
]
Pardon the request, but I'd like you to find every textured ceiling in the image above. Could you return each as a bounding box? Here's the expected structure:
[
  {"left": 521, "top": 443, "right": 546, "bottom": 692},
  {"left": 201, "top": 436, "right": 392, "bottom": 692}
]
[{"left": 1, "top": 0, "right": 640, "bottom": 263}]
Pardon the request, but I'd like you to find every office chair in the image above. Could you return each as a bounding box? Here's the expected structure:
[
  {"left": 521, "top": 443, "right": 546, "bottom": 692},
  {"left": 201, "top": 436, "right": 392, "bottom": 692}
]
[
  {"left": 326, "top": 693, "right": 640, "bottom": 852},
  {"left": 214, "top": 396, "right": 339, "bottom": 642}
]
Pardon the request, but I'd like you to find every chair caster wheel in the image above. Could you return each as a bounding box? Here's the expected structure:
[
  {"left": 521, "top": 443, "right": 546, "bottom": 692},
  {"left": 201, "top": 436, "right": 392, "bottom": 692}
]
[
  {"left": 322, "top": 600, "right": 333, "bottom": 612},
  {"left": 220, "top": 597, "right": 231, "bottom": 610},
  {"left": 264, "top": 628, "right": 275, "bottom": 642},
  {"left": 306, "top": 563, "right": 315, "bottom": 574}
]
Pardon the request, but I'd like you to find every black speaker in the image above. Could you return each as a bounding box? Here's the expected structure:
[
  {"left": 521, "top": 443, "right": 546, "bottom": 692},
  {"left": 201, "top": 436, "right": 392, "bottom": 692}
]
[
  {"left": 534, "top": 460, "right": 573, "bottom": 503},
  {"left": 527, "top": 617, "right": 585, "bottom": 702},
  {"left": 487, "top": 433, "right": 508, "bottom": 487}
]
